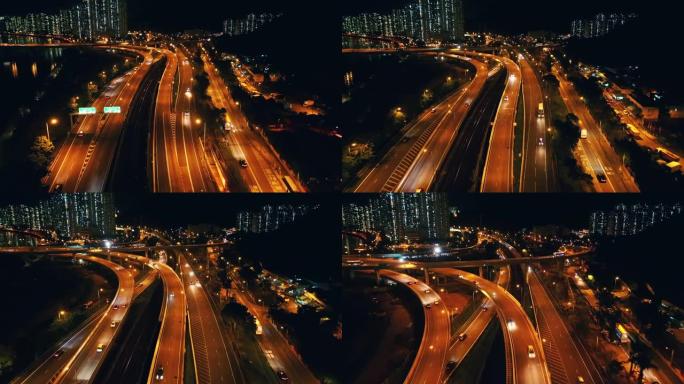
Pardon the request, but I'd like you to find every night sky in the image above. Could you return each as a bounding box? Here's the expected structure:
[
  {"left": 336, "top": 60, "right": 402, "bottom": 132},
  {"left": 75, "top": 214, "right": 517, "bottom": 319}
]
[{"left": 114, "top": 193, "right": 340, "bottom": 227}]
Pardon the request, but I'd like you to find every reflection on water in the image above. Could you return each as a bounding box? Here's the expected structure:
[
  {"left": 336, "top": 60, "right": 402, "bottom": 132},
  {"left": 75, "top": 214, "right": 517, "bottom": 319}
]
[
  {"left": 32, "top": 62, "right": 38, "bottom": 77},
  {"left": 11, "top": 62, "right": 18, "bottom": 78},
  {"left": 0, "top": 231, "right": 37, "bottom": 247}
]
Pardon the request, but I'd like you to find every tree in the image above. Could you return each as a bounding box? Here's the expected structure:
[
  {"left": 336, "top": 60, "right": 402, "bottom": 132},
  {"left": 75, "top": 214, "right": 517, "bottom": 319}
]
[
  {"left": 28, "top": 135, "right": 54, "bottom": 173},
  {"left": 222, "top": 299, "right": 256, "bottom": 334}
]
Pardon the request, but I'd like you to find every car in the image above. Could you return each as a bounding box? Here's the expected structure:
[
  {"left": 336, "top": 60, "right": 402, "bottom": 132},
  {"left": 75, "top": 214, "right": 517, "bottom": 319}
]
[
  {"left": 415, "top": 188, "right": 424, "bottom": 192},
  {"left": 577, "top": 376, "right": 585, "bottom": 384},
  {"left": 77, "top": 131, "right": 84, "bottom": 137},
  {"left": 121, "top": 304, "right": 127, "bottom": 309},
  {"left": 169, "top": 292, "right": 175, "bottom": 298},
  {"left": 527, "top": 345, "right": 536, "bottom": 358},
  {"left": 424, "top": 289, "right": 431, "bottom": 294},
  {"left": 110, "top": 321, "right": 118, "bottom": 328},
  {"left": 53, "top": 349, "right": 64, "bottom": 358},
  {"left": 458, "top": 333, "right": 467, "bottom": 341},
  {"left": 239, "top": 159, "right": 248, "bottom": 168},
  {"left": 433, "top": 300, "right": 440, "bottom": 305},
  {"left": 465, "top": 102, "right": 470, "bottom": 107},
  {"left": 183, "top": 112, "right": 190, "bottom": 121},
  {"left": 482, "top": 306, "right": 489, "bottom": 312},
  {"left": 596, "top": 173, "right": 607, "bottom": 183},
  {"left": 53, "top": 184, "right": 63, "bottom": 192},
  {"left": 445, "top": 360, "right": 457, "bottom": 371},
  {"left": 96, "top": 343, "right": 105, "bottom": 353},
  {"left": 425, "top": 303, "right": 432, "bottom": 309},
  {"left": 277, "top": 370, "right": 289, "bottom": 381},
  {"left": 113, "top": 304, "right": 119, "bottom": 310},
  {"left": 538, "top": 137, "right": 544, "bottom": 146},
  {"left": 431, "top": 107, "right": 437, "bottom": 113},
  {"left": 155, "top": 365, "right": 164, "bottom": 380},
  {"left": 504, "top": 95, "right": 509, "bottom": 101}
]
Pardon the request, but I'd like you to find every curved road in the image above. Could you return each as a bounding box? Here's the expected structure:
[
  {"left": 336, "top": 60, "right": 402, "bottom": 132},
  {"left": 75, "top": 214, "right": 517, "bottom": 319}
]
[{"left": 378, "top": 269, "right": 450, "bottom": 384}]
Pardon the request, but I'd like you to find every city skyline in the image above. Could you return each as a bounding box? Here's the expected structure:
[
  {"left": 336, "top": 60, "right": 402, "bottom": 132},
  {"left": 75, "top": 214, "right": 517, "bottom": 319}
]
[
  {"left": 343, "top": 0, "right": 464, "bottom": 42},
  {"left": 0, "top": 0, "right": 127, "bottom": 40}
]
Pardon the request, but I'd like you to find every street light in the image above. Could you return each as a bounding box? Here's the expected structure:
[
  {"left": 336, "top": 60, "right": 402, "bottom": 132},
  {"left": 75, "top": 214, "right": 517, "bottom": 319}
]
[
  {"left": 46, "top": 118, "right": 58, "bottom": 141},
  {"left": 58, "top": 310, "right": 66, "bottom": 320}
]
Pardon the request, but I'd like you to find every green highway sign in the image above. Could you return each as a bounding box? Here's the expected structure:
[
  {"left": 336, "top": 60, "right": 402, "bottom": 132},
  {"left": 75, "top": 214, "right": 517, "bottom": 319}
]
[
  {"left": 78, "top": 107, "right": 97, "bottom": 115},
  {"left": 104, "top": 106, "right": 121, "bottom": 114}
]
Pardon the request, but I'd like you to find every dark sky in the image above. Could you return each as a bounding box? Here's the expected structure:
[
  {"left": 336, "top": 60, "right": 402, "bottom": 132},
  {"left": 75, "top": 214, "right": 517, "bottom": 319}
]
[{"left": 114, "top": 193, "right": 339, "bottom": 227}]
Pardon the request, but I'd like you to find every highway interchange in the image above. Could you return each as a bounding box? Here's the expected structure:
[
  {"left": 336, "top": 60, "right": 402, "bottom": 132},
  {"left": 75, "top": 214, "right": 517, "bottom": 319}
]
[
  {"left": 344, "top": 237, "right": 607, "bottom": 384},
  {"left": 345, "top": 43, "right": 642, "bottom": 192},
  {"left": 1, "top": 241, "right": 318, "bottom": 384}
]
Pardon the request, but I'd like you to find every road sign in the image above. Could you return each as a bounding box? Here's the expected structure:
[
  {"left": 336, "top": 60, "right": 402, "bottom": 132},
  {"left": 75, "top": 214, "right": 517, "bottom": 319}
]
[
  {"left": 104, "top": 106, "right": 121, "bottom": 114},
  {"left": 78, "top": 107, "right": 97, "bottom": 115}
]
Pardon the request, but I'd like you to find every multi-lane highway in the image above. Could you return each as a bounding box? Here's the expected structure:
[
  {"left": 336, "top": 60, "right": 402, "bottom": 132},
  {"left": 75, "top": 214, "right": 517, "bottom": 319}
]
[
  {"left": 45, "top": 46, "right": 155, "bottom": 192},
  {"left": 105, "top": 251, "right": 187, "bottom": 384},
  {"left": 478, "top": 52, "right": 521, "bottom": 192},
  {"left": 53, "top": 254, "right": 135, "bottom": 383},
  {"left": 433, "top": 267, "right": 551, "bottom": 384},
  {"left": 519, "top": 53, "right": 552, "bottom": 192},
  {"left": 178, "top": 253, "right": 242, "bottom": 384},
  {"left": 152, "top": 47, "right": 217, "bottom": 192},
  {"left": 378, "top": 269, "right": 450, "bottom": 384},
  {"left": 553, "top": 64, "right": 639, "bottom": 192},
  {"left": 442, "top": 252, "right": 511, "bottom": 379},
  {"left": 352, "top": 52, "right": 489, "bottom": 192},
  {"left": 200, "top": 50, "right": 304, "bottom": 192}
]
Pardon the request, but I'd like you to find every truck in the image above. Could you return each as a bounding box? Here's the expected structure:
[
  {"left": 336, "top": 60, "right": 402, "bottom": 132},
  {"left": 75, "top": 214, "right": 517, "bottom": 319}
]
[
  {"left": 580, "top": 128, "right": 588, "bottom": 139},
  {"left": 537, "top": 102, "right": 544, "bottom": 118}
]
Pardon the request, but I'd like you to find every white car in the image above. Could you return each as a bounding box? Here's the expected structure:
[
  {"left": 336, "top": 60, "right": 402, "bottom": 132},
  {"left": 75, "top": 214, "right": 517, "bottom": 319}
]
[{"left": 528, "top": 345, "right": 536, "bottom": 358}]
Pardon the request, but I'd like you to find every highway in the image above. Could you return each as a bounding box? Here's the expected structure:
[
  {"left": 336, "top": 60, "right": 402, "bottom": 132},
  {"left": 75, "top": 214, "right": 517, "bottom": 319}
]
[
  {"left": 495, "top": 239, "right": 604, "bottom": 384},
  {"left": 433, "top": 267, "right": 551, "bottom": 384},
  {"left": 519, "top": 53, "right": 552, "bottom": 192},
  {"left": 105, "top": 251, "right": 187, "bottom": 384},
  {"left": 45, "top": 46, "right": 155, "bottom": 192},
  {"left": 200, "top": 49, "right": 304, "bottom": 192},
  {"left": 230, "top": 274, "right": 318, "bottom": 384},
  {"left": 53, "top": 254, "right": 135, "bottom": 384},
  {"left": 152, "top": 47, "right": 217, "bottom": 192},
  {"left": 178, "top": 253, "right": 242, "bottom": 384},
  {"left": 442, "top": 251, "right": 511, "bottom": 379},
  {"left": 476, "top": 52, "right": 521, "bottom": 192},
  {"left": 553, "top": 64, "right": 640, "bottom": 192},
  {"left": 378, "top": 269, "right": 450, "bottom": 384},
  {"left": 352, "top": 52, "right": 489, "bottom": 192}
]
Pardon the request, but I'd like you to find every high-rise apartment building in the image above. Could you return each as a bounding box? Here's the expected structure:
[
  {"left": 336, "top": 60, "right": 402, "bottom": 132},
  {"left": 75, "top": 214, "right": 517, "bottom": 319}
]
[
  {"left": 237, "top": 204, "right": 314, "bottom": 234},
  {"left": 570, "top": 13, "right": 636, "bottom": 39},
  {"left": 0, "top": 0, "right": 127, "bottom": 40},
  {"left": 0, "top": 194, "right": 115, "bottom": 238},
  {"left": 589, "top": 202, "right": 681, "bottom": 237},
  {"left": 343, "top": 0, "right": 464, "bottom": 43},
  {"left": 342, "top": 194, "right": 449, "bottom": 243},
  {"left": 223, "top": 13, "right": 281, "bottom": 37}
]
